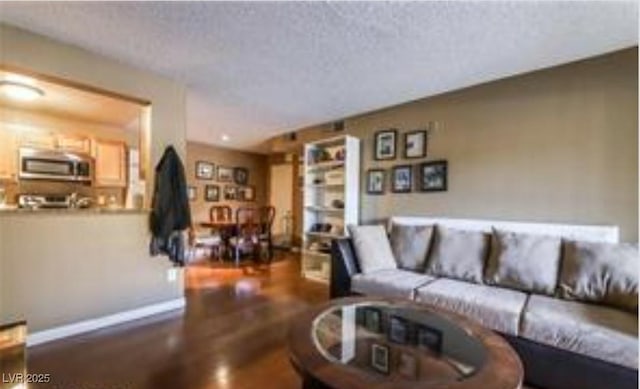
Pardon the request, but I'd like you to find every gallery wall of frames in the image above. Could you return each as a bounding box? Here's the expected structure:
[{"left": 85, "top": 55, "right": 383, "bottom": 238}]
[
  {"left": 367, "top": 125, "right": 448, "bottom": 195},
  {"left": 186, "top": 141, "right": 268, "bottom": 222}
]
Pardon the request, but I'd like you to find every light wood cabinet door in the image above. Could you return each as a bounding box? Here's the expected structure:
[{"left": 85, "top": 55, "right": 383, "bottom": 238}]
[
  {"left": 0, "top": 130, "right": 17, "bottom": 181},
  {"left": 19, "top": 131, "right": 56, "bottom": 150},
  {"left": 57, "top": 135, "right": 91, "bottom": 154},
  {"left": 94, "top": 140, "right": 127, "bottom": 187}
]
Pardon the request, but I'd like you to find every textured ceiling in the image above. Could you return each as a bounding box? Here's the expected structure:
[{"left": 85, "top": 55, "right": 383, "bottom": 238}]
[{"left": 0, "top": 1, "right": 637, "bottom": 152}]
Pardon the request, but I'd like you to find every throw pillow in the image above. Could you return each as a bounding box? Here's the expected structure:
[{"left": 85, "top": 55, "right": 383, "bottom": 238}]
[
  {"left": 559, "top": 240, "right": 638, "bottom": 312},
  {"left": 485, "top": 229, "right": 562, "bottom": 295},
  {"left": 389, "top": 223, "right": 434, "bottom": 271},
  {"left": 426, "top": 226, "right": 489, "bottom": 283},
  {"left": 347, "top": 225, "right": 397, "bottom": 274}
]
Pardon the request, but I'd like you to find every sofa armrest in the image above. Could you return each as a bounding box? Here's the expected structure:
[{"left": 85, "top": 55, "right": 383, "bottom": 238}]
[{"left": 330, "top": 238, "right": 361, "bottom": 299}]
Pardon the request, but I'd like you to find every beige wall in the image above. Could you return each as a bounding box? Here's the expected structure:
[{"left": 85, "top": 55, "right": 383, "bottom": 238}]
[
  {"left": 0, "top": 24, "right": 186, "bottom": 331},
  {"left": 273, "top": 48, "right": 639, "bottom": 242},
  {"left": 186, "top": 141, "right": 269, "bottom": 222},
  {"left": 0, "top": 213, "right": 184, "bottom": 332}
]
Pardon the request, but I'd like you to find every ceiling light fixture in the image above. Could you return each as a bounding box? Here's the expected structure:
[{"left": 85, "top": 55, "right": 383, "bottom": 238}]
[
  {"left": 221, "top": 134, "right": 230, "bottom": 142},
  {"left": 0, "top": 80, "right": 45, "bottom": 102}
]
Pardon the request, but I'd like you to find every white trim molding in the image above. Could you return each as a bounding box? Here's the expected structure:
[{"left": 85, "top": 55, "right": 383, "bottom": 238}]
[{"left": 27, "top": 298, "right": 186, "bottom": 347}]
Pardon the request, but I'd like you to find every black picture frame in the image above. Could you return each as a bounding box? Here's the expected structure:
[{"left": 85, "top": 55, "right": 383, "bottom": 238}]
[
  {"left": 195, "top": 161, "right": 214, "bottom": 180},
  {"left": 374, "top": 129, "right": 398, "bottom": 160},
  {"left": 419, "top": 160, "right": 448, "bottom": 192},
  {"left": 404, "top": 130, "right": 427, "bottom": 159},
  {"left": 416, "top": 324, "right": 443, "bottom": 354},
  {"left": 187, "top": 186, "right": 197, "bottom": 201},
  {"left": 366, "top": 169, "right": 385, "bottom": 195},
  {"left": 391, "top": 165, "right": 413, "bottom": 193},
  {"left": 370, "top": 343, "right": 390, "bottom": 375},
  {"left": 234, "top": 167, "right": 249, "bottom": 185},
  {"left": 223, "top": 185, "right": 237, "bottom": 200},
  {"left": 238, "top": 186, "right": 256, "bottom": 201},
  {"left": 363, "top": 307, "right": 383, "bottom": 333},
  {"left": 204, "top": 185, "right": 219, "bottom": 202},
  {"left": 217, "top": 166, "right": 234, "bottom": 182},
  {"left": 388, "top": 315, "right": 410, "bottom": 344}
]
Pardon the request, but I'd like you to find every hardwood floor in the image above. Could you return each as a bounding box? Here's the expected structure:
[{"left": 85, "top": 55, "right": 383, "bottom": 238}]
[{"left": 27, "top": 253, "right": 328, "bottom": 389}]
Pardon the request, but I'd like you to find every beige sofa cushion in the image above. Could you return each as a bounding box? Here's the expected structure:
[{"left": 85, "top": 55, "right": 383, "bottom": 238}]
[
  {"left": 559, "top": 241, "right": 638, "bottom": 313},
  {"left": 348, "top": 225, "right": 397, "bottom": 274},
  {"left": 415, "top": 278, "right": 528, "bottom": 335},
  {"left": 426, "top": 227, "right": 489, "bottom": 283},
  {"left": 351, "top": 269, "right": 436, "bottom": 300},
  {"left": 521, "top": 295, "right": 638, "bottom": 369},
  {"left": 485, "top": 229, "right": 562, "bottom": 295},
  {"left": 389, "top": 223, "right": 434, "bottom": 271}
]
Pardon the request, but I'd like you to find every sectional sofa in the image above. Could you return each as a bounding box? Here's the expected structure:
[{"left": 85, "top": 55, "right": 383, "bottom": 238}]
[{"left": 330, "top": 216, "right": 638, "bottom": 389}]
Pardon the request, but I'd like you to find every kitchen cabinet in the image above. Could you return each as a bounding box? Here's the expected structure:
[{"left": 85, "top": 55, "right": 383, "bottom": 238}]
[
  {"left": 94, "top": 140, "right": 127, "bottom": 187},
  {"left": 57, "top": 134, "right": 91, "bottom": 154},
  {"left": 0, "top": 130, "right": 17, "bottom": 181},
  {"left": 19, "top": 131, "right": 56, "bottom": 150}
]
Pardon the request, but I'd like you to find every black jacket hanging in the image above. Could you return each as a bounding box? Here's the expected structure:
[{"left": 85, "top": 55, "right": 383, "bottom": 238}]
[{"left": 149, "top": 145, "right": 191, "bottom": 265}]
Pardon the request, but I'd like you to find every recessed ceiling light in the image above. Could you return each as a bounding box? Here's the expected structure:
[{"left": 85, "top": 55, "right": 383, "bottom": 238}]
[
  {"left": 0, "top": 81, "right": 45, "bottom": 102},
  {"left": 221, "top": 134, "right": 230, "bottom": 142}
]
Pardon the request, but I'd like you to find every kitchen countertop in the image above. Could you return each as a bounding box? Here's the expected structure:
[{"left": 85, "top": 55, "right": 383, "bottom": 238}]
[{"left": 0, "top": 206, "right": 149, "bottom": 215}]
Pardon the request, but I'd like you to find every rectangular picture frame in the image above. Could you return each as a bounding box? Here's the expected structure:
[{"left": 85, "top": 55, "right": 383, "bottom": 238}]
[
  {"left": 238, "top": 186, "right": 256, "bottom": 201},
  {"left": 223, "top": 185, "right": 237, "bottom": 201},
  {"left": 234, "top": 167, "right": 249, "bottom": 185},
  {"left": 366, "top": 169, "right": 386, "bottom": 195},
  {"left": 363, "top": 307, "right": 383, "bottom": 333},
  {"left": 419, "top": 160, "right": 448, "bottom": 192},
  {"left": 404, "top": 129, "right": 427, "bottom": 159},
  {"left": 217, "top": 166, "right": 234, "bottom": 182},
  {"left": 195, "top": 161, "right": 214, "bottom": 180},
  {"left": 204, "top": 185, "right": 220, "bottom": 202},
  {"left": 391, "top": 165, "right": 413, "bottom": 193},
  {"left": 374, "top": 129, "right": 398, "bottom": 161},
  {"left": 388, "top": 315, "right": 411, "bottom": 344},
  {"left": 370, "top": 343, "right": 390, "bottom": 375},
  {"left": 187, "top": 186, "right": 197, "bottom": 201}
]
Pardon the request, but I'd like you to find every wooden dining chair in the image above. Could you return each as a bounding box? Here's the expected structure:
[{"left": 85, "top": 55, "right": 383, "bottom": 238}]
[
  {"left": 189, "top": 205, "right": 233, "bottom": 261},
  {"left": 259, "top": 205, "right": 276, "bottom": 262},
  {"left": 229, "top": 207, "right": 261, "bottom": 266},
  {"left": 210, "top": 205, "right": 232, "bottom": 222}
]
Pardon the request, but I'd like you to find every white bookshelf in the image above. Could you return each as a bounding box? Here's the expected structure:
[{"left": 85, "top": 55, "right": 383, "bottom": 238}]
[{"left": 302, "top": 135, "right": 360, "bottom": 283}]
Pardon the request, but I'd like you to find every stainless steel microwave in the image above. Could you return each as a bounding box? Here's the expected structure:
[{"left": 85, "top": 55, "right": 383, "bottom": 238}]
[{"left": 19, "top": 148, "right": 93, "bottom": 183}]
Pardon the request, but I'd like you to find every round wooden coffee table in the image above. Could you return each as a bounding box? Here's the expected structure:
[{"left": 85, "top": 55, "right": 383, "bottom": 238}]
[{"left": 288, "top": 297, "right": 523, "bottom": 389}]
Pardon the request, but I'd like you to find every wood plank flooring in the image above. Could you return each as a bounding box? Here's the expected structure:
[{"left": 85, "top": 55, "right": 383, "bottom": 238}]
[{"left": 27, "top": 253, "right": 327, "bottom": 389}]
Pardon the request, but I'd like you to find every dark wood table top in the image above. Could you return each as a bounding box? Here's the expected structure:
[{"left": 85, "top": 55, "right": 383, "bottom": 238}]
[
  {"left": 199, "top": 220, "right": 236, "bottom": 228},
  {"left": 288, "top": 297, "right": 523, "bottom": 389}
]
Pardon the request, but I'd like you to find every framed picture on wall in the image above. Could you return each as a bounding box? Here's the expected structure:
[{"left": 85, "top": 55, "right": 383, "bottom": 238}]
[
  {"left": 195, "top": 161, "right": 214, "bottom": 180},
  {"left": 204, "top": 185, "right": 220, "bottom": 202},
  {"left": 238, "top": 186, "right": 256, "bottom": 201},
  {"left": 419, "top": 160, "right": 448, "bottom": 192},
  {"left": 217, "top": 166, "right": 234, "bottom": 182},
  {"left": 366, "top": 169, "right": 385, "bottom": 195},
  {"left": 370, "top": 343, "right": 390, "bottom": 374},
  {"left": 223, "top": 185, "right": 237, "bottom": 200},
  {"left": 374, "top": 129, "right": 398, "bottom": 160},
  {"left": 391, "top": 165, "right": 413, "bottom": 193},
  {"left": 404, "top": 130, "right": 427, "bottom": 159},
  {"left": 187, "top": 186, "right": 197, "bottom": 201},
  {"left": 234, "top": 167, "right": 249, "bottom": 185}
]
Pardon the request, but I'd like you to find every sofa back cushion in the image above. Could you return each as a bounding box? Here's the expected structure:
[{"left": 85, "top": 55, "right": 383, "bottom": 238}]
[
  {"left": 389, "top": 223, "right": 434, "bottom": 271},
  {"left": 559, "top": 241, "right": 638, "bottom": 312},
  {"left": 347, "top": 225, "right": 397, "bottom": 274},
  {"left": 426, "top": 226, "right": 489, "bottom": 283},
  {"left": 485, "top": 229, "right": 562, "bottom": 295}
]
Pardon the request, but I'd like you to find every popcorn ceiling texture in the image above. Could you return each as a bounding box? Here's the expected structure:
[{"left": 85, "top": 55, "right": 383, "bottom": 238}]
[{"left": 0, "top": 1, "right": 637, "bottom": 151}]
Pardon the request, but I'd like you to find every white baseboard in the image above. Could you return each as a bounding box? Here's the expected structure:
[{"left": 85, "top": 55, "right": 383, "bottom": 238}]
[{"left": 27, "top": 297, "right": 186, "bottom": 347}]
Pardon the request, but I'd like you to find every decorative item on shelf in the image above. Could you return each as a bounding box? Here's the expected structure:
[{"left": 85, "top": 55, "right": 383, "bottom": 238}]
[
  {"left": 366, "top": 169, "right": 385, "bottom": 195},
  {"left": 331, "top": 199, "right": 344, "bottom": 209},
  {"left": 419, "top": 160, "right": 448, "bottom": 192},
  {"left": 204, "top": 185, "right": 220, "bottom": 202},
  {"left": 233, "top": 167, "right": 249, "bottom": 185},
  {"left": 217, "top": 166, "right": 234, "bottom": 182},
  {"left": 404, "top": 129, "right": 427, "bottom": 159},
  {"left": 312, "top": 178, "right": 324, "bottom": 185},
  {"left": 223, "top": 185, "right": 237, "bottom": 200},
  {"left": 392, "top": 165, "right": 413, "bottom": 193},
  {"left": 334, "top": 147, "right": 346, "bottom": 161},
  {"left": 330, "top": 224, "right": 343, "bottom": 235},
  {"left": 325, "top": 169, "right": 344, "bottom": 185},
  {"left": 374, "top": 129, "right": 398, "bottom": 160},
  {"left": 238, "top": 186, "right": 256, "bottom": 201},
  {"left": 309, "top": 148, "right": 333, "bottom": 164},
  {"left": 310, "top": 223, "right": 333, "bottom": 233},
  {"left": 195, "top": 161, "right": 214, "bottom": 180},
  {"left": 187, "top": 186, "right": 197, "bottom": 201}
]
